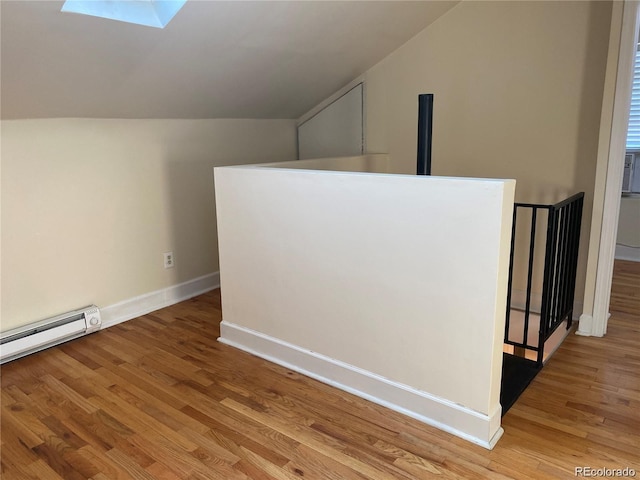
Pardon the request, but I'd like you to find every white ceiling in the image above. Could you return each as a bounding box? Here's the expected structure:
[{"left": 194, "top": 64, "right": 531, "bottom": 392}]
[{"left": 0, "top": 1, "right": 457, "bottom": 120}]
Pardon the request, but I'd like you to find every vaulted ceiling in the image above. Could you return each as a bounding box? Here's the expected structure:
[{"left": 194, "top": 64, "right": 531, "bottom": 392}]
[{"left": 1, "top": 0, "right": 458, "bottom": 120}]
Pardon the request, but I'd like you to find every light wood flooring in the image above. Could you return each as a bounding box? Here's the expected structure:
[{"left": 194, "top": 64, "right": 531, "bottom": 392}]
[
  {"left": 1, "top": 263, "right": 639, "bottom": 479},
  {"left": 610, "top": 259, "right": 640, "bottom": 316}
]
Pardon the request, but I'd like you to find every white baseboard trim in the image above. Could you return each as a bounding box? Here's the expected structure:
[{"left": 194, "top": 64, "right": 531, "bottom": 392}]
[
  {"left": 615, "top": 244, "right": 640, "bottom": 262},
  {"left": 219, "top": 321, "right": 503, "bottom": 450},
  {"left": 576, "top": 313, "right": 593, "bottom": 336},
  {"left": 576, "top": 312, "right": 610, "bottom": 337},
  {"left": 100, "top": 272, "right": 220, "bottom": 329}
]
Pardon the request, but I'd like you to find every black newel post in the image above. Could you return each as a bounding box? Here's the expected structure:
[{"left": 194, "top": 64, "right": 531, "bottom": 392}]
[{"left": 416, "top": 93, "right": 434, "bottom": 175}]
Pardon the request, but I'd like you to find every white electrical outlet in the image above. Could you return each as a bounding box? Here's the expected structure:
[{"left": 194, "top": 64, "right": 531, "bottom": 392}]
[{"left": 164, "top": 252, "right": 174, "bottom": 269}]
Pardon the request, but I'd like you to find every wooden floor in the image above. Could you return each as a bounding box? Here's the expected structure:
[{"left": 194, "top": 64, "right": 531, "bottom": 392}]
[
  {"left": 610, "top": 259, "right": 640, "bottom": 316},
  {"left": 2, "top": 263, "right": 639, "bottom": 479}
]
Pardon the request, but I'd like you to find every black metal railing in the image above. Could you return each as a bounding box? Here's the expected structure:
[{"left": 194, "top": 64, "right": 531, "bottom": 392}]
[{"left": 504, "top": 192, "right": 584, "bottom": 366}]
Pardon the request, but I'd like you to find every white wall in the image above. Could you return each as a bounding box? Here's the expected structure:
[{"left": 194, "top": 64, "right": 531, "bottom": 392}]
[
  {"left": 616, "top": 196, "right": 640, "bottom": 261},
  {"left": 215, "top": 160, "right": 515, "bottom": 448},
  {"left": 1, "top": 118, "right": 297, "bottom": 331},
  {"left": 354, "top": 0, "right": 612, "bottom": 316},
  {"left": 263, "top": 153, "right": 395, "bottom": 173}
]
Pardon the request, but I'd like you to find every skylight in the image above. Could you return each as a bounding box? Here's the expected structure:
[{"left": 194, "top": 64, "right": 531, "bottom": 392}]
[{"left": 61, "top": 0, "right": 187, "bottom": 29}]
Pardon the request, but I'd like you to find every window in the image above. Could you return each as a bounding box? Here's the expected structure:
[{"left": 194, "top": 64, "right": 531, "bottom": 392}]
[
  {"left": 61, "top": 0, "right": 187, "bottom": 29},
  {"left": 626, "top": 47, "right": 640, "bottom": 150},
  {"left": 624, "top": 46, "right": 640, "bottom": 194}
]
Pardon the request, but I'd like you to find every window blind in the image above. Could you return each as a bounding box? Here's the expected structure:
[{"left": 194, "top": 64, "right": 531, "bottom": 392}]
[{"left": 626, "top": 48, "right": 640, "bottom": 150}]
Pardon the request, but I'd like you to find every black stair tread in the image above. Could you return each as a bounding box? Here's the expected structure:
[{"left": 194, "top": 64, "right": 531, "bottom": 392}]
[{"left": 500, "top": 353, "right": 541, "bottom": 415}]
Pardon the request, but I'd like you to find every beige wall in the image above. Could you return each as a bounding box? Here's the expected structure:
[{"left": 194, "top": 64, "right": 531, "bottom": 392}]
[
  {"left": 618, "top": 196, "right": 640, "bottom": 247},
  {"left": 1, "top": 118, "right": 296, "bottom": 331},
  {"left": 360, "top": 0, "right": 612, "bottom": 312}
]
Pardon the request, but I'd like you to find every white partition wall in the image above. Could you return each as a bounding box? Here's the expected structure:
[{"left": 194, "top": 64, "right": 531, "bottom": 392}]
[{"left": 214, "top": 158, "right": 515, "bottom": 449}]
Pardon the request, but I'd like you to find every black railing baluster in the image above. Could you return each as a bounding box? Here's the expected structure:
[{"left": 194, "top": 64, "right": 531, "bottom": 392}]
[
  {"left": 538, "top": 207, "right": 557, "bottom": 366},
  {"left": 565, "top": 196, "right": 583, "bottom": 328},
  {"left": 523, "top": 208, "right": 537, "bottom": 349},
  {"left": 553, "top": 208, "right": 566, "bottom": 327},
  {"left": 504, "top": 193, "right": 584, "bottom": 367},
  {"left": 556, "top": 208, "right": 565, "bottom": 324},
  {"left": 504, "top": 207, "right": 518, "bottom": 343},
  {"left": 559, "top": 205, "right": 572, "bottom": 321},
  {"left": 566, "top": 202, "right": 577, "bottom": 324}
]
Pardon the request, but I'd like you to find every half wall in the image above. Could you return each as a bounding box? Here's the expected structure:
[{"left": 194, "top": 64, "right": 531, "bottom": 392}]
[{"left": 215, "top": 156, "right": 515, "bottom": 448}]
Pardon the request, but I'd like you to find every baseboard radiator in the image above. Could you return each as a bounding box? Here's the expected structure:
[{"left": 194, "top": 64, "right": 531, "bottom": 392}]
[{"left": 0, "top": 305, "right": 102, "bottom": 364}]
